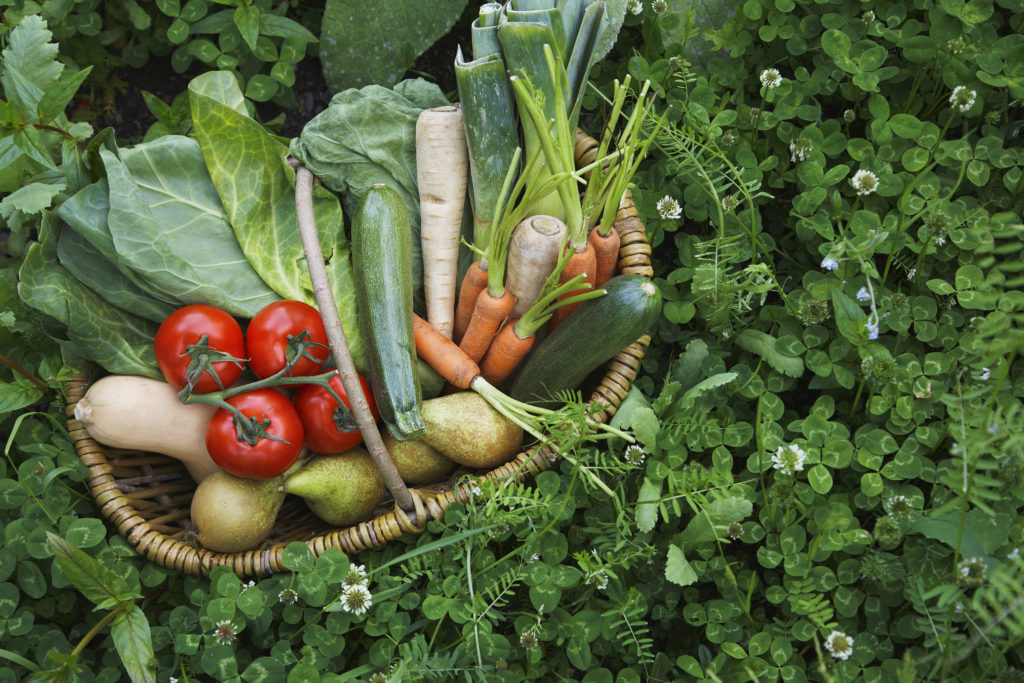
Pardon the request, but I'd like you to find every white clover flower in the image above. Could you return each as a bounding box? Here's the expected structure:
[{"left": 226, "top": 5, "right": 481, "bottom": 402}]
[
  {"left": 342, "top": 564, "right": 368, "bottom": 589},
  {"left": 656, "top": 195, "right": 682, "bottom": 220},
  {"left": 862, "top": 10, "right": 875, "bottom": 21},
  {"left": 856, "top": 286, "right": 871, "bottom": 302},
  {"left": 884, "top": 495, "right": 914, "bottom": 519},
  {"left": 721, "top": 194, "right": 739, "bottom": 212},
  {"left": 624, "top": 444, "right": 646, "bottom": 465},
  {"left": 339, "top": 583, "right": 373, "bottom": 615},
  {"left": 950, "top": 86, "right": 976, "bottom": 113},
  {"left": 213, "top": 620, "right": 238, "bottom": 645},
  {"left": 824, "top": 630, "right": 854, "bottom": 660},
  {"left": 958, "top": 556, "right": 987, "bottom": 585},
  {"left": 772, "top": 444, "right": 807, "bottom": 475},
  {"left": 843, "top": 109, "right": 856, "bottom": 123},
  {"left": 651, "top": 0, "right": 668, "bottom": 13},
  {"left": 821, "top": 256, "right": 840, "bottom": 271},
  {"left": 278, "top": 588, "right": 299, "bottom": 605},
  {"left": 790, "top": 138, "right": 813, "bottom": 163},
  {"left": 980, "top": 367, "right": 991, "bottom": 380},
  {"left": 760, "top": 68, "right": 782, "bottom": 89},
  {"left": 948, "top": 37, "right": 966, "bottom": 54},
  {"left": 626, "top": 0, "right": 643, "bottom": 14},
  {"left": 851, "top": 169, "right": 879, "bottom": 196},
  {"left": 520, "top": 631, "right": 539, "bottom": 648}
]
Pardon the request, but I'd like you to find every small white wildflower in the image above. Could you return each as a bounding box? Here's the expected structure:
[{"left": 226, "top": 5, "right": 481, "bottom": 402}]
[
  {"left": 170, "top": 678, "right": 178, "bottom": 683},
  {"left": 936, "top": 235, "right": 946, "bottom": 246},
  {"left": 958, "top": 556, "right": 987, "bottom": 585},
  {"left": 843, "top": 109, "right": 856, "bottom": 123},
  {"left": 721, "top": 330, "right": 730, "bottom": 339},
  {"left": 626, "top": 0, "right": 643, "bottom": 14},
  {"left": 862, "top": 10, "right": 875, "bottom": 21},
  {"left": 948, "top": 37, "right": 966, "bottom": 54},
  {"left": 851, "top": 169, "right": 879, "bottom": 196},
  {"left": 520, "top": 631, "right": 539, "bottom": 648},
  {"left": 1008, "top": 547, "right": 1020, "bottom": 560},
  {"left": 585, "top": 570, "right": 610, "bottom": 591},
  {"left": 771, "top": 444, "right": 807, "bottom": 476},
  {"left": 278, "top": 588, "right": 299, "bottom": 605},
  {"left": 884, "top": 495, "right": 913, "bottom": 519},
  {"left": 244, "top": 580, "right": 255, "bottom": 588},
  {"left": 342, "top": 564, "right": 368, "bottom": 589},
  {"left": 656, "top": 195, "right": 682, "bottom": 220},
  {"left": 339, "top": 583, "right": 373, "bottom": 615},
  {"left": 865, "top": 319, "right": 879, "bottom": 340},
  {"left": 529, "top": 553, "right": 540, "bottom": 563},
  {"left": 856, "top": 286, "right": 871, "bottom": 302},
  {"left": 821, "top": 256, "right": 840, "bottom": 271},
  {"left": 824, "top": 630, "right": 854, "bottom": 660},
  {"left": 790, "top": 138, "right": 813, "bottom": 162},
  {"left": 980, "top": 367, "right": 991, "bottom": 380},
  {"left": 469, "top": 484, "right": 483, "bottom": 497},
  {"left": 989, "top": 423, "right": 1001, "bottom": 435},
  {"left": 213, "top": 620, "right": 238, "bottom": 645},
  {"left": 721, "top": 194, "right": 739, "bottom": 212},
  {"left": 624, "top": 444, "right": 646, "bottom": 465},
  {"left": 949, "top": 86, "right": 976, "bottom": 113},
  {"left": 907, "top": 267, "right": 917, "bottom": 279},
  {"left": 651, "top": 0, "right": 667, "bottom": 13},
  {"left": 760, "top": 68, "right": 782, "bottom": 89}
]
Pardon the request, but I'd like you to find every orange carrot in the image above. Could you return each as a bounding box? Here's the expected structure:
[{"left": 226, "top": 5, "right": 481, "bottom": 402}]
[
  {"left": 412, "top": 314, "right": 480, "bottom": 390},
  {"left": 479, "top": 320, "right": 536, "bottom": 385},
  {"left": 459, "top": 287, "right": 516, "bottom": 362},
  {"left": 589, "top": 226, "right": 620, "bottom": 288},
  {"left": 453, "top": 260, "right": 488, "bottom": 343},
  {"left": 548, "top": 243, "right": 596, "bottom": 331}
]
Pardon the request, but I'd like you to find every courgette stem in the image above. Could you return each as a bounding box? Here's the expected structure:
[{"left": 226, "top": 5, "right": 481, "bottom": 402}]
[{"left": 294, "top": 165, "right": 415, "bottom": 514}]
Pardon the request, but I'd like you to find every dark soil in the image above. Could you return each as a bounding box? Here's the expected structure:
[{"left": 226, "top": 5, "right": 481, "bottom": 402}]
[{"left": 86, "top": 8, "right": 472, "bottom": 143}]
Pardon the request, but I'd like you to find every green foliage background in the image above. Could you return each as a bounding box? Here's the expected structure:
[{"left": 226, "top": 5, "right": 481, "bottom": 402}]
[{"left": 2, "top": 0, "right": 1024, "bottom": 681}]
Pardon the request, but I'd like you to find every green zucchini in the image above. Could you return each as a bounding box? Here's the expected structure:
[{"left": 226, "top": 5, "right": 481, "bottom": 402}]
[
  {"left": 510, "top": 274, "right": 661, "bottom": 405},
  {"left": 351, "top": 184, "right": 425, "bottom": 440}
]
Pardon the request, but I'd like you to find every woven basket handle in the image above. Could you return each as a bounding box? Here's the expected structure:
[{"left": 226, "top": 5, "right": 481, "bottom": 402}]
[{"left": 292, "top": 161, "right": 417, "bottom": 515}]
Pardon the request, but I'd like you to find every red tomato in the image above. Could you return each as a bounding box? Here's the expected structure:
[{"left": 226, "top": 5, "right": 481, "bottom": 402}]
[
  {"left": 246, "top": 300, "right": 330, "bottom": 379},
  {"left": 154, "top": 305, "right": 245, "bottom": 393},
  {"left": 292, "top": 373, "right": 377, "bottom": 454},
  {"left": 206, "top": 388, "right": 305, "bottom": 479}
]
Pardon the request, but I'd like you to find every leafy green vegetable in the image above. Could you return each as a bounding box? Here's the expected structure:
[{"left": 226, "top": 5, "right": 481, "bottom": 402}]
[
  {"left": 17, "top": 238, "right": 160, "bottom": 378},
  {"left": 190, "top": 71, "right": 365, "bottom": 369},
  {"left": 55, "top": 227, "right": 177, "bottom": 324},
  {"left": 319, "top": 0, "right": 469, "bottom": 91},
  {"left": 100, "top": 138, "right": 281, "bottom": 318},
  {"left": 288, "top": 78, "right": 450, "bottom": 312}
]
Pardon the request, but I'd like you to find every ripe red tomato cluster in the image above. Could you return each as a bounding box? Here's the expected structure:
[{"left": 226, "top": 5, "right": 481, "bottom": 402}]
[{"left": 154, "top": 301, "right": 378, "bottom": 479}]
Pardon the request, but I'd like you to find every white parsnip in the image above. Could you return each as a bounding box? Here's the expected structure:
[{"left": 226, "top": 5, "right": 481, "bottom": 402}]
[
  {"left": 417, "top": 105, "right": 469, "bottom": 339},
  {"left": 506, "top": 214, "right": 567, "bottom": 318}
]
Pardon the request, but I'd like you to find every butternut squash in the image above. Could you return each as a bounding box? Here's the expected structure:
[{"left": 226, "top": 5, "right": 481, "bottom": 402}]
[{"left": 73, "top": 375, "right": 221, "bottom": 483}]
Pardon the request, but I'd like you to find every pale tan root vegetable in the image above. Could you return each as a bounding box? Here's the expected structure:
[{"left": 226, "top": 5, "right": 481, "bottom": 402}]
[
  {"left": 417, "top": 105, "right": 469, "bottom": 339},
  {"left": 73, "top": 374, "right": 221, "bottom": 483},
  {"left": 506, "top": 215, "right": 567, "bottom": 318}
]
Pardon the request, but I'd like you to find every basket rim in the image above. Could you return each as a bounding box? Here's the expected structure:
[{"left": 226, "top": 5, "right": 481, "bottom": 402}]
[{"left": 66, "top": 162, "right": 656, "bottom": 577}]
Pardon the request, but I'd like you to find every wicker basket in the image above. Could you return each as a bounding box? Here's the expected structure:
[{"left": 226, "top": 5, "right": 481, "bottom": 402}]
[{"left": 64, "top": 140, "right": 655, "bottom": 577}]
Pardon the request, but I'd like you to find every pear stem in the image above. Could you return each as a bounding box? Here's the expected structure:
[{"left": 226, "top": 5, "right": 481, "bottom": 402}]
[{"left": 293, "top": 163, "right": 417, "bottom": 517}]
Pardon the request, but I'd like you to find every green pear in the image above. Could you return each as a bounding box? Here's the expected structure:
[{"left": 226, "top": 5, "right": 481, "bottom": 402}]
[
  {"left": 383, "top": 429, "right": 457, "bottom": 485},
  {"left": 420, "top": 391, "right": 523, "bottom": 469},
  {"left": 282, "top": 448, "right": 386, "bottom": 526},
  {"left": 190, "top": 471, "right": 286, "bottom": 553}
]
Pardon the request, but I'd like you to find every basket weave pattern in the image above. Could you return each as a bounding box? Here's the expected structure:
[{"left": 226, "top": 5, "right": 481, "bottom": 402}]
[{"left": 65, "top": 152, "right": 655, "bottom": 577}]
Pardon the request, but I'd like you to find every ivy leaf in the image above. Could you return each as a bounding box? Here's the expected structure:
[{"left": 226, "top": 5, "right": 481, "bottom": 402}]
[
  {"left": 665, "top": 544, "right": 698, "bottom": 586},
  {"left": 110, "top": 604, "right": 157, "bottom": 683},
  {"left": 47, "top": 532, "right": 138, "bottom": 609},
  {"left": 319, "top": 0, "right": 469, "bottom": 91},
  {"left": 735, "top": 329, "right": 805, "bottom": 377}
]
